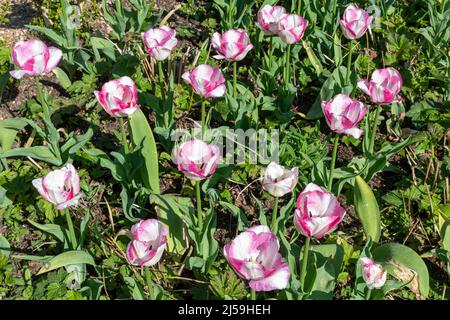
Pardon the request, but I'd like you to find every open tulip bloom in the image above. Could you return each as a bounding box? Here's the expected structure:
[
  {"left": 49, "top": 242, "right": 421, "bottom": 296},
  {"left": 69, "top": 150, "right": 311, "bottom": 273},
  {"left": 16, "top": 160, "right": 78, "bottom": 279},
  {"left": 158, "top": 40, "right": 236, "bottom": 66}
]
[
  {"left": 357, "top": 67, "right": 403, "bottom": 105},
  {"left": 339, "top": 4, "right": 373, "bottom": 40},
  {"left": 10, "top": 39, "right": 62, "bottom": 79},
  {"left": 224, "top": 225, "right": 291, "bottom": 292},
  {"left": 263, "top": 162, "right": 299, "bottom": 198},
  {"left": 94, "top": 76, "right": 139, "bottom": 118},
  {"left": 32, "top": 163, "right": 83, "bottom": 210},
  {"left": 257, "top": 4, "right": 287, "bottom": 34},
  {"left": 182, "top": 64, "right": 226, "bottom": 99},
  {"left": 211, "top": 29, "right": 253, "bottom": 62},
  {"left": 361, "top": 257, "right": 387, "bottom": 291},
  {"left": 322, "top": 94, "right": 366, "bottom": 139},
  {"left": 277, "top": 14, "right": 309, "bottom": 44},
  {"left": 127, "top": 219, "right": 168, "bottom": 267},
  {"left": 141, "top": 26, "right": 178, "bottom": 61}
]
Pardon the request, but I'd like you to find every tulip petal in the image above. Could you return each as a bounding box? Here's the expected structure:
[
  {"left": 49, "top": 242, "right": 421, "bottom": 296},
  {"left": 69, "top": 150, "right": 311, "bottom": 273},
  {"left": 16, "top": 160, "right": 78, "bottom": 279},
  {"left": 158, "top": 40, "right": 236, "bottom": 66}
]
[{"left": 249, "top": 262, "right": 290, "bottom": 292}]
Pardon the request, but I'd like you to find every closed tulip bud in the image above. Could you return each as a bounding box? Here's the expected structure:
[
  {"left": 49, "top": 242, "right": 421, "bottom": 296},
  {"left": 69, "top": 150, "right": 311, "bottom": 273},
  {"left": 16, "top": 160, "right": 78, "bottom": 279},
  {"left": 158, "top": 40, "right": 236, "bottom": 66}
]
[
  {"left": 224, "top": 225, "right": 291, "bottom": 292},
  {"left": 294, "top": 183, "right": 346, "bottom": 239},
  {"left": 94, "top": 76, "right": 139, "bottom": 117},
  {"left": 357, "top": 67, "right": 403, "bottom": 105},
  {"left": 277, "top": 14, "right": 308, "bottom": 44},
  {"left": 126, "top": 219, "right": 168, "bottom": 267},
  {"left": 182, "top": 64, "right": 226, "bottom": 98},
  {"left": 322, "top": 94, "right": 366, "bottom": 139},
  {"left": 10, "top": 39, "right": 62, "bottom": 79},
  {"left": 32, "top": 164, "right": 83, "bottom": 210},
  {"left": 257, "top": 4, "right": 287, "bottom": 34},
  {"left": 141, "top": 26, "right": 178, "bottom": 61},
  {"left": 211, "top": 29, "right": 253, "bottom": 62},
  {"left": 361, "top": 257, "right": 387, "bottom": 289},
  {"left": 339, "top": 5, "right": 373, "bottom": 40},
  {"left": 262, "top": 162, "right": 298, "bottom": 197},
  {"left": 174, "top": 139, "right": 221, "bottom": 181}
]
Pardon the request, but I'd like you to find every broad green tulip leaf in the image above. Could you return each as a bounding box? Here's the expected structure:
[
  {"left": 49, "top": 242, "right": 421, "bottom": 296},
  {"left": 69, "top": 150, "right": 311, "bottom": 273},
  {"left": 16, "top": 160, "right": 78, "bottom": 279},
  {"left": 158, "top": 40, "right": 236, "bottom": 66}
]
[
  {"left": 0, "top": 146, "right": 62, "bottom": 165},
  {"left": 0, "top": 118, "right": 28, "bottom": 151},
  {"left": 37, "top": 250, "right": 96, "bottom": 275},
  {"left": 353, "top": 176, "right": 381, "bottom": 242},
  {"left": 219, "top": 201, "right": 248, "bottom": 232},
  {"left": 437, "top": 204, "right": 450, "bottom": 251},
  {"left": 373, "top": 243, "right": 429, "bottom": 299},
  {"left": 27, "top": 219, "right": 66, "bottom": 243},
  {"left": 129, "top": 109, "right": 160, "bottom": 194},
  {"left": 61, "top": 128, "right": 93, "bottom": 159},
  {"left": 150, "top": 194, "right": 191, "bottom": 257},
  {"left": 124, "top": 276, "right": 145, "bottom": 300},
  {"left": 0, "top": 234, "right": 10, "bottom": 258},
  {"left": 52, "top": 67, "right": 72, "bottom": 89}
]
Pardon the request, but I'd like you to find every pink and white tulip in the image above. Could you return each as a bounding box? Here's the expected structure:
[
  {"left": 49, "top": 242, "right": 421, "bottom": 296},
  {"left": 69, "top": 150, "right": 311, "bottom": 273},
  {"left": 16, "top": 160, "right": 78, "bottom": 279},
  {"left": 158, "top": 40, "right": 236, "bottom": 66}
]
[
  {"left": 257, "top": 4, "right": 287, "bottom": 34},
  {"left": 339, "top": 5, "right": 373, "bottom": 40},
  {"left": 361, "top": 257, "right": 387, "bottom": 289},
  {"left": 357, "top": 67, "right": 403, "bottom": 104},
  {"left": 262, "top": 162, "right": 298, "bottom": 197},
  {"left": 32, "top": 164, "right": 83, "bottom": 210},
  {"left": 141, "top": 26, "right": 178, "bottom": 61},
  {"left": 211, "top": 29, "right": 253, "bottom": 61},
  {"left": 224, "top": 225, "right": 291, "bottom": 292},
  {"left": 322, "top": 94, "right": 366, "bottom": 139},
  {"left": 294, "top": 183, "right": 346, "bottom": 239},
  {"left": 94, "top": 76, "right": 139, "bottom": 117},
  {"left": 10, "top": 39, "right": 62, "bottom": 79},
  {"left": 182, "top": 64, "right": 226, "bottom": 98},
  {"left": 277, "top": 14, "right": 308, "bottom": 44},
  {"left": 126, "top": 219, "right": 168, "bottom": 267},
  {"left": 175, "top": 139, "right": 221, "bottom": 181}
]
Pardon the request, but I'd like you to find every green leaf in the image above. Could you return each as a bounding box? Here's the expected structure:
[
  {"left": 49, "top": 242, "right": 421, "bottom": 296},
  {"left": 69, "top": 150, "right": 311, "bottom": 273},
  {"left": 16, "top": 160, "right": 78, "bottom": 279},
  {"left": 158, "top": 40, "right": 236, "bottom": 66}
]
[
  {"left": 0, "top": 234, "right": 10, "bottom": 258},
  {"left": 218, "top": 201, "right": 248, "bottom": 232},
  {"left": 129, "top": 109, "right": 160, "bottom": 194},
  {"left": 61, "top": 128, "right": 93, "bottom": 159},
  {"left": 37, "top": 250, "right": 96, "bottom": 275},
  {"left": 373, "top": 243, "right": 429, "bottom": 299},
  {"left": 52, "top": 67, "right": 72, "bottom": 89},
  {"left": 353, "top": 176, "right": 381, "bottom": 243},
  {"left": 0, "top": 118, "right": 28, "bottom": 151},
  {"left": 27, "top": 219, "right": 66, "bottom": 244},
  {"left": 0, "top": 146, "right": 62, "bottom": 165}
]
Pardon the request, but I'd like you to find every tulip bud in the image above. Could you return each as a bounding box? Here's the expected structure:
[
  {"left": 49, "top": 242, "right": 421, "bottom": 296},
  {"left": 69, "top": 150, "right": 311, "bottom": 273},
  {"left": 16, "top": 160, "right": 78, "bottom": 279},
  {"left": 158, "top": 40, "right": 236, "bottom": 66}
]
[
  {"left": 224, "top": 225, "right": 291, "bottom": 292},
  {"left": 182, "top": 64, "right": 226, "bottom": 98},
  {"left": 174, "top": 139, "right": 221, "bottom": 181},
  {"left": 361, "top": 257, "right": 387, "bottom": 289},
  {"left": 211, "top": 29, "right": 253, "bottom": 62},
  {"left": 141, "top": 26, "right": 178, "bottom": 61},
  {"left": 126, "top": 219, "right": 168, "bottom": 267},
  {"left": 10, "top": 39, "right": 62, "bottom": 79},
  {"left": 277, "top": 14, "right": 308, "bottom": 44},
  {"left": 257, "top": 4, "right": 287, "bottom": 34},
  {"left": 322, "top": 94, "right": 366, "bottom": 139},
  {"left": 262, "top": 162, "right": 298, "bottom": 197},
  {"left": 339, "top": 5, "right": 373, "bottom": 40},
  {"left": 357, "top": 67, "right": 403, "bottom": 105},
  {"left": 294, "top": 183, "right": 346, "bottom": 239},
  {"left": 94, "top": 76, "right": 139, "bottom": 117},
  {"left": 32, "top": 164, "right": 83, "bottom": 210}
]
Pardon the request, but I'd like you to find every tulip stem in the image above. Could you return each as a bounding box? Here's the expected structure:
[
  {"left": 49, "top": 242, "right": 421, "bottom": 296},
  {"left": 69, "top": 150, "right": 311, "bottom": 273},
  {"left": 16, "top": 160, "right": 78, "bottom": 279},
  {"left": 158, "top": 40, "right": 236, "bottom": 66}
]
[
  {"left": 201, "top": 100, "right": 206, "bottom": 140},
  {"left": 327, "top": 135, "right": 339, "bottom": 192},
  {"left": 119, "top": 117, "right": 129, "bottom": 154},
  {"left": 35, "top": 78, "right": 50, "bottom": 120},
  {"left": 368, "top": 105, "right": 381, "bottom": 154},
  {"left": 346, "top": 40, "right": 355, "bottom": 84},
  {"left": 269, "top": 36, "right": 273, "bottom": 67},
  {"left": 297, "top": 0, "right": 301, "bottom": 14},
  {"left": 64, "top": 209, "right": 77, "bottom": 250},
  {"left": 233, "top": 62, "right": 237, "bottom": 100},
  {"left": 251, "top": 289, "right": 256, "bottom": 300},
  {"left": 300, "top": 236, "right": 310, "bottom": 290},
  {"left": 365, "top": 288, "right": 372, "bottom": 300},
  {"left": 196, "top": 181, "right": 203, "bottom": 230},
  {"left": 144, "top": 266, "right": 154, "bottom": 299},
  {"left": 284, "top": 45, "right": 291, "bottom": 90},
  {"left": 158, "top": 61, "right": 166, "bottom": 102},
  {"left": 270, "top": 197, "right": 279, "bottom": 231}
]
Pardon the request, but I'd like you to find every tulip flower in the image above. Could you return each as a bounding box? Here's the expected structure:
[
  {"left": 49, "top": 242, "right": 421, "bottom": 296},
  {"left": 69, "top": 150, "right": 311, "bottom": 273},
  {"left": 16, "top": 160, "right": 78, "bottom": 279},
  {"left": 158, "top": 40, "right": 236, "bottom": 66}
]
[
  {"left": 224, "top": 225, "right": 291, "bottom": 292},
  {"left": 182, "top": 64, "right": 226, "bottom": 99},
  {"left": 175, "top": 139, "right": 221, "bottom": 181},
  {"left": 256, "top": 4, "right": 287, "bottom": 34},
  {"left": 339, "top": 5, "right": 373, "bottom": 40},
  {"left": 32, "top": 163, "right": 83, "bottom": 210},
  {"left": 357, "top": 67, "right": 403, "bottom": 105},
  {"left": 10, "top": 39, "right": 62, "bottom": 79},
  {"left": 294, "top": 183, "right": 346, "bottom": 239},
  {"left": 263, "top": 162, "right": 299, "bottom": 198},
  {"left": 361, "top": 257, "right": 387, "bottom": 290},
  {"left": 127, "top": 219, "right": 168, "bottom": 267},
  {"left": 141, "top": 26, "right": 178, "bottom": 61},
  {"left": 322, "top": 94, "right": 366, "bottom": 139},
  {"left": 276, "top": 14, "right": 308, "bottom": 44},
  {"left": 211, "top": 29, "right": 253, "bottom": 62},
  {"left": 94, "top": 76, "right": 139, "bottom": 118}
]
